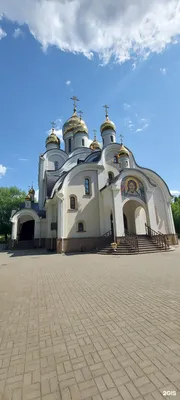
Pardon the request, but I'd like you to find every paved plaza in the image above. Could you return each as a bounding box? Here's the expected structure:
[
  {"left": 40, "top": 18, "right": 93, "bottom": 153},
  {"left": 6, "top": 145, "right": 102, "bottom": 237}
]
[{"left": 0, "top": 248, "right": 180, "bottom": 400}]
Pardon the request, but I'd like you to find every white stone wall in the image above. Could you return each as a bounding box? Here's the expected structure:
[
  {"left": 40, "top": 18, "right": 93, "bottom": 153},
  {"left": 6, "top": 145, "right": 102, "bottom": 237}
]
[
  {"left": 63, "top": 170, "right": 100, "bottom": 238},
  {"left": 74, "top": 133, "right": 89, "bottom": 149},
  {"left": 101, "top": 129, "right": 116, "bottom": 146}
]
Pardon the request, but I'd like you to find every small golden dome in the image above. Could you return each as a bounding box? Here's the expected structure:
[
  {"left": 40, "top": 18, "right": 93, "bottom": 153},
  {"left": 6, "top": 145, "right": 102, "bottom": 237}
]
[
  {"left": 46, "top": 129, "right": 60, "bottom": 147},
  {"left": 100, "top": 117, "right": 116, "bottom": 134},
  {"left": 62, "top": 112, "right": 88, "bottom": 137},
  {"left": 29, "top": 186, "right": 35, "bottom": 195},
  {"left": 117, "top": 144, "right": 129, "bottom": 158},
  {"left": 25, "top": 194, "right": 31, "bottom": 201},
  {"left": 89, "top": 140, "right": 101, "bottom": 150}
]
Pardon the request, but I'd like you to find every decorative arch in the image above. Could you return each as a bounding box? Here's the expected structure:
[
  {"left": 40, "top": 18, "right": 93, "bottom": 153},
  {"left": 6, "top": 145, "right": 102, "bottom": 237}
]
[{"left": 11, "top": 208, "right": 40, "bottom": 224}]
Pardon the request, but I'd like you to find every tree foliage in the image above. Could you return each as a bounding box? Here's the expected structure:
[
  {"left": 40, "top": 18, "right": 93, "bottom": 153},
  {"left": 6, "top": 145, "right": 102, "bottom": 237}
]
[
  {"left": 0, "top": 186, "right": 26, "bottom": 240},
  {"left": 171, "top": 196, "right": 180, "bottom": 234}
]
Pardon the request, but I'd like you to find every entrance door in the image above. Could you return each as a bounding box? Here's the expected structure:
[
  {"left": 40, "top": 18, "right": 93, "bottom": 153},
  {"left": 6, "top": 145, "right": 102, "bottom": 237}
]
[
  {"left": 123, "top": 214, "right": 128, "bottom": 231},
  {"left": 19, "top": 220, "right": 35, "bottom": 241}
]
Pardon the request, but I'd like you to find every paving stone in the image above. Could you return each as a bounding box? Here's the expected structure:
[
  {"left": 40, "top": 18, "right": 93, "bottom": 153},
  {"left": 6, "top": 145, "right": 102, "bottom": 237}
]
[{"left": 0, "top": 250, "right": 180, "bottom": 400}]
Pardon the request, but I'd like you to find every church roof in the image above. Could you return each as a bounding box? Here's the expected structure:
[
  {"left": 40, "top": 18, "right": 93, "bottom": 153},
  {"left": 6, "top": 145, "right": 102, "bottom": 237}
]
[
  {"left": 84, "top": 151, "right": 101, "bottom": 163},
  {"left": 46, "top": 171, "right": 68, "bottom": 198}
]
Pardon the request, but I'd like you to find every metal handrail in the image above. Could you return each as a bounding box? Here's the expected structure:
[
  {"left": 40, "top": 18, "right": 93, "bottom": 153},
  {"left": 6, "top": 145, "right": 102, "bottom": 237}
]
[
  {"left": 145, "top": 223, "right": 169, "bottom": 250},
  {"left": 125, "top": 229, "right": 139, "bottom": 252},
  {"left": 95, "top": 230, "right": 113, "bottom": 252},
  {"left": 101, "top": 230, "right": 113, "bottom": 238}
]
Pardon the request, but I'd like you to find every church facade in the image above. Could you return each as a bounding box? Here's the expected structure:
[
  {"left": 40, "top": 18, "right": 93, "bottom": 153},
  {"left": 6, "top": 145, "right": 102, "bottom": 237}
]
[{"left": 10, "top": 98, "right": 177, "bottom": 252}]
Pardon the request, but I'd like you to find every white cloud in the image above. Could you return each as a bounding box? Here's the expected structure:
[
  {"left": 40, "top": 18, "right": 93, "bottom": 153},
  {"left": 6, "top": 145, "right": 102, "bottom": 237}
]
[
  {"left": 1, "top": 0, "right": 180, "bottom": 64},
  {"left": 19, "top": 158, "right": 28, "bottom": 161},
  {"left": 136, "top": 123, "right": 149, "bottom": 132},
  {"left": 160, "top": 67, "right": 167, "bottom": 75},
  {"left": 65, "top": 80, "right": 71, "bottom": 86},
  {"left": 171, "top": 190, "right": 180, "bottom": 197},
  {"left": 55, "top": 128, "right": 63, "bottom": 140},
  {"left": 0, "top": 164, "right": 7, "bottom": 178},
  {"left": 124, "top": 103, "right": 131, "bottom": 111},
  {"left": 0, "top": 26, "right": 6, "bottom": 40},
  {"left": 35, "top": 189, "right": 39, "bottom": 201},
  {"left": 13, "top": 27, "right": 23, "bottom": 38}
]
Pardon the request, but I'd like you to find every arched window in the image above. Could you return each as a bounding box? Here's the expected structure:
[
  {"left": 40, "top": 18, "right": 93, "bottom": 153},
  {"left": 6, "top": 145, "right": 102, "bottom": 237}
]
[
  {"left": 68, "top": 138, "right": 72, "bottom": 153},
  {"left": 110, "top": 135, "right": 114, "bottom": 142},
  {"left": 82, "top": 138, "right": 85, "bottom": 146},
  {"left": 54, "top": 161, "right": 58, "bottom": 170},
  {"left": 108, "top": 172, "right": 114, "bottom": 183},
  {"left": 85, "top": 178, "right": 90, "bottom": 195},
  {"left": 125, "top": 160, "right": 129, "bottom": 167},
  {"left": 78, "top": 222, "right": 84, "bottom": 232},
  {"left": 114, "top": 155, "right": 117, "bottom": 163},
  {"left": 70, "top": 196, "right": 76, "bottom": 210}
]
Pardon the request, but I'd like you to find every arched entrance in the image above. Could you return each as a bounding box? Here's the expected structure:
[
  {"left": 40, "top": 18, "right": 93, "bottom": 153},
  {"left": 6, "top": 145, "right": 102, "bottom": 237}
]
[
  {"left": 19, "top": 220, "right": 35, "bottom": 241},
  {"left": 11, "top": 209, "right": 40, "bottom": 244},
  {"left": 123, "top": 199, "right": 148, "bottom": 235}
]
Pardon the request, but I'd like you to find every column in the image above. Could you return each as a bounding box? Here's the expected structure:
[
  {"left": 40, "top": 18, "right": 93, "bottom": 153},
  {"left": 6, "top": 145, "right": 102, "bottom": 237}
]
[
  {"left": 111, "top": 186, "right": 124, "bottom": 237},
  {"left": 146, "top": 190, "right": 158, "bottom": 231},
  {"left": 11, "top": 221, "right": 18, "bottom": 240}
]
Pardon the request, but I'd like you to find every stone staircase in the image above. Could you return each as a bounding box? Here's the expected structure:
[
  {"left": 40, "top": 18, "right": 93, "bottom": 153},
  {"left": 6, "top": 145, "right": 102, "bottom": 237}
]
[{"left": 97, "top": 234, "right": 169, "bottom": 255}]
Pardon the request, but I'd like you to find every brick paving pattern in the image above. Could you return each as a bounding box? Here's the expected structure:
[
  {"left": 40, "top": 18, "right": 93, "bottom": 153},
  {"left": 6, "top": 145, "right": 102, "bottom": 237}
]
[{"left": 0, "top": 248, "right": 180, "bottom": 400}]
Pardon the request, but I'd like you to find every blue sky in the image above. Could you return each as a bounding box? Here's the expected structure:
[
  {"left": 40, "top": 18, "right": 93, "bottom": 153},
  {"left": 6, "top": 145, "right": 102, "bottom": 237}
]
[{"left": 0, "top": 0, "right": 180, "bottom": 197}]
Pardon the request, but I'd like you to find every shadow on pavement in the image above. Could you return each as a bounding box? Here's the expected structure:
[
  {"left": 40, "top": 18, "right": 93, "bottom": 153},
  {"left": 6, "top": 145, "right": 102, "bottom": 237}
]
[{"left": 5, "top": 249, "right": 56, "bottom": 258}]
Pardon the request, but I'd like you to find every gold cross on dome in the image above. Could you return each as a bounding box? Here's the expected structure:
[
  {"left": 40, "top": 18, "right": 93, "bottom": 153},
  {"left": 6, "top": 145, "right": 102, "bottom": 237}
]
[
  {"left": 119, "top": 134, "right": 124, "bottom": 144},
  {"left": 51, "top": 121, "right": 56, "bottom": 132},
  {"left": 70, "top": 96, "right": 79, "bottom": 112},
  {"left": 93, "top": 129, "right": 97, "bottom": 140},
  {"left": 78, "top": 110, "right": 83, "bottom": 120},
  {"left": 103, "top": 104, "right": 109, "bottom": 118}
]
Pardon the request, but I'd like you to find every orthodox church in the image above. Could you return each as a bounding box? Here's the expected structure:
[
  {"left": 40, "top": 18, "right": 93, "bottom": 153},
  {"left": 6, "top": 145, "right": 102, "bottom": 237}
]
[{"left": 10, "top": 97, "right": 177, "bottom": 253}]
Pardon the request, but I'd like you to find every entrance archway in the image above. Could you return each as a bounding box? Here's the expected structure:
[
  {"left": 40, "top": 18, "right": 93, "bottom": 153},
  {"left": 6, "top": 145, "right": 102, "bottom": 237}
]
[
  {"left": 123, "top": 199, "right": 148, "bottom": 235},
  {"left": 19, "top": 220, "right": 35, "bottom": 241}
]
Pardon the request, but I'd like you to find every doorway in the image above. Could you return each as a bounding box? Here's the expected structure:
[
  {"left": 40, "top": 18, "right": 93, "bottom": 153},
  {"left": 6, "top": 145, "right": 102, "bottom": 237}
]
[
  {"left": 123, "top": 200, "right": 148, "bottom": 235},
  {"left": 19, "top": 220, "right": 35, "bottom": 241}
]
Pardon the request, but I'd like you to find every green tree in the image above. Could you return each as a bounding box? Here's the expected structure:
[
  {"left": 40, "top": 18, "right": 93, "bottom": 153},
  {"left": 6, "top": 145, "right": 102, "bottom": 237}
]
[
  {"left": 172, "top": 196, "right": 180, "bottom": 235},
  {"left": 0, "top": 186, "right": 26, "bottom": 241}
]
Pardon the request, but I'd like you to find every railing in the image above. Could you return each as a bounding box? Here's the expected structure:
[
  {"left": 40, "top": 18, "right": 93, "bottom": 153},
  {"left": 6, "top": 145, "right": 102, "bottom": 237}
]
[
  {"left": 101, "top": 230, "right": 113, "bottom": 238},
  {"left": 124, "top": 229, "right": 139, "bottom": 253},
  {"left": 95, "top": 230, "right": 113, "bottom": 252},
  {"left": 145, "top": 224, "right": 169, "bottom": 250}
]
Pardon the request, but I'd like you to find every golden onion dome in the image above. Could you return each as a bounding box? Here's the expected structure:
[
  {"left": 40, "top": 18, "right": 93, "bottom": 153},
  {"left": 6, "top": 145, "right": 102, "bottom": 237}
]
[
  {"left": 89, "top": 140, "right": 101, "bottom": 150},
  {"left": 100, "top": 117, "right": 116, "bottom": 134},
  {"left": 117, "top": 144, "right": 130, "bottom": 158},
  {"left": 25, "top": 193, "right": 31, "bottom": 201},
  {"left": 46, "top": 129, "right": 60, "bottom": 147},
  {"left": 62, "top": 112, "right": 88, "bottom": 137},
  {"left": 29, "top": 186, "right": 35, "bottom": 195}
]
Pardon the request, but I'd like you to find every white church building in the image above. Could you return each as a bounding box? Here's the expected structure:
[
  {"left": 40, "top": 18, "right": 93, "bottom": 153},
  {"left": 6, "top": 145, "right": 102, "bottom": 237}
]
[{"left": 10, "top": 97, "right": 177, "bottom": 253}]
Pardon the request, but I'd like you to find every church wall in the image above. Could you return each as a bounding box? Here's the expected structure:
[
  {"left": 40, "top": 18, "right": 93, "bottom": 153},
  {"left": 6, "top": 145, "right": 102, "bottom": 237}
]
[
  {"left": 101, "top": 189, "right": 113, "bottom": 234},
  {"left": 64, "top": 170, "right": 100, "bottom": 238},
  {"left": 153, "top": 187, "right": 168, "bottom": 233}
]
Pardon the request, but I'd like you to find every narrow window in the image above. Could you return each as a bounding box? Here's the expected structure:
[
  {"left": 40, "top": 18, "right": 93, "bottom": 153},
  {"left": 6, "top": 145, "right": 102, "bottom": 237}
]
[
  {"left": 114, "top": 155, "right": 117, "bottom": 163},
  {"left": 85, "top": 178, "right": 90, "bottom": 195},
  {"left": 68, "top": 138, "right": 71, "bottom": 153},
  {"left": 82, "top": 138, "right": 85, "bottom": 146},
  {"left": 108, "top": 172, "right": 114, "bottom": 183},
  {"left": 125, "top": 160, "right": 128, "bottom": 167},
  {"left": 70, "top": 196, "right": 76, "bottom": 210},
  {"left": 78, "top": 222, "right": 84, "bottom": 232},
  {"left": 54, "top": 161, "right": 58, "bottom": 170},
  {"left": 110, "top": 135, "right": 114, "bottom": 142}
]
